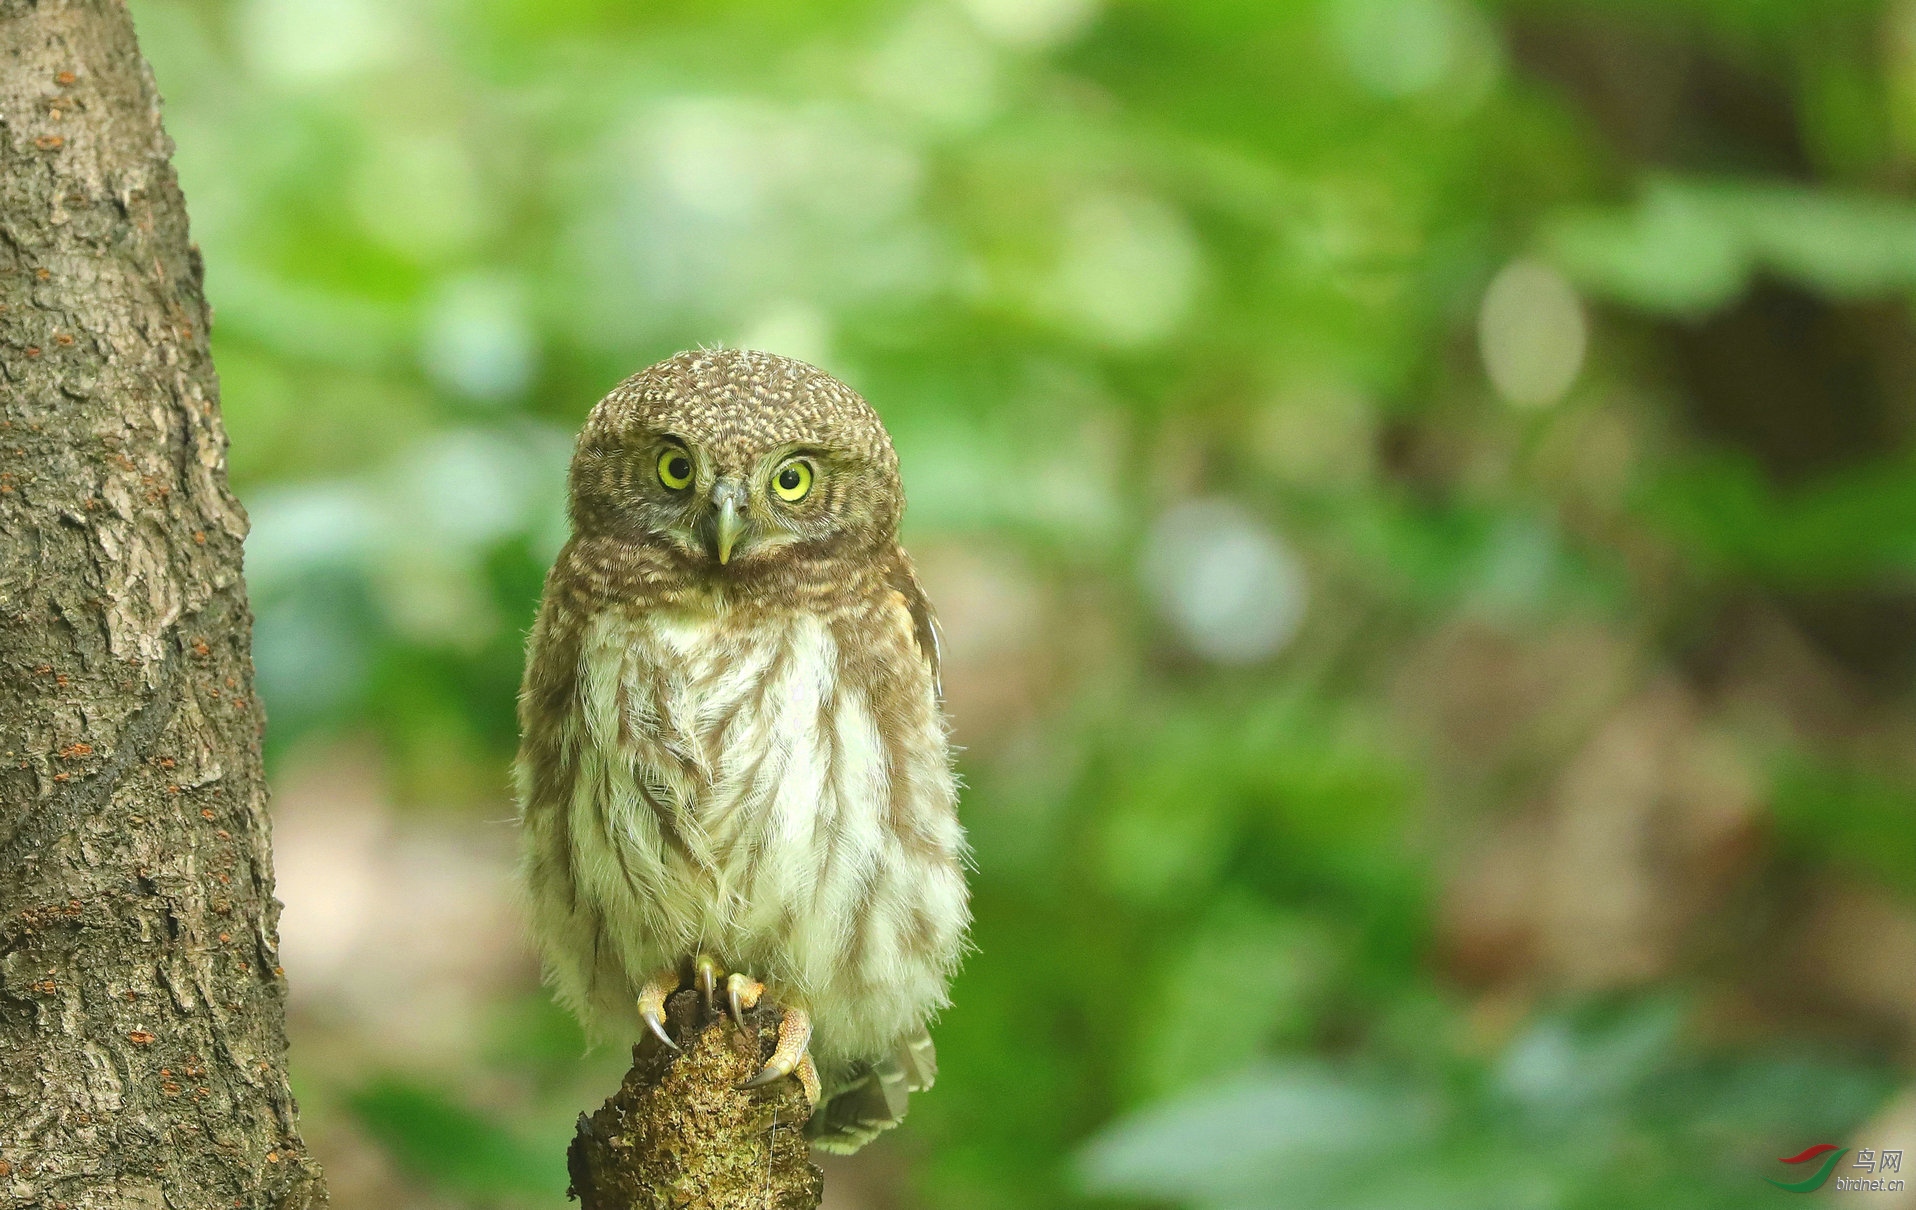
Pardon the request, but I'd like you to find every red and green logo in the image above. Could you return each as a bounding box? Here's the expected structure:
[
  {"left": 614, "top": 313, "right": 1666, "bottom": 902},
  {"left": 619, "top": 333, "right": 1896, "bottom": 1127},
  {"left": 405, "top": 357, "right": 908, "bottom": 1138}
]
[{"left": 1767, "top": 1145, "right": 1848, "bottom": 1192}]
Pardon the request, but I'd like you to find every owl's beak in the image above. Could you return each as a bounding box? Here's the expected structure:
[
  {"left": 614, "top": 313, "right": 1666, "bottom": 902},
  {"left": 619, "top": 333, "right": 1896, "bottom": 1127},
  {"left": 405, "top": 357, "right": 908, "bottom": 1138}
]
[{"left": 711, "top": 481, "right": 747, "bottom": 565}]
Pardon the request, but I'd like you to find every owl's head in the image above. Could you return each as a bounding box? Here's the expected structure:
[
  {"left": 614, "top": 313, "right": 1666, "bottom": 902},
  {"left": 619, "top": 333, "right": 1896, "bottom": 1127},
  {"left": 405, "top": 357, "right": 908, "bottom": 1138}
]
[{"left": 567, "top": 349, "right": 904, "bottom": 572}]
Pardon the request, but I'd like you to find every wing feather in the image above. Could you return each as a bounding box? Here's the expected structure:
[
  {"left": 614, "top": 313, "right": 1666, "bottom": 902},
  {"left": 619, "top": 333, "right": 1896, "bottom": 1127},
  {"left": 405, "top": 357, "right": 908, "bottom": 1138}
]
[
  {"left": 885, "top": 551, "right": 942, "bottom": 695},
  {"left": 806, "top": 1028, "right": 938, "bottom": 1154}
]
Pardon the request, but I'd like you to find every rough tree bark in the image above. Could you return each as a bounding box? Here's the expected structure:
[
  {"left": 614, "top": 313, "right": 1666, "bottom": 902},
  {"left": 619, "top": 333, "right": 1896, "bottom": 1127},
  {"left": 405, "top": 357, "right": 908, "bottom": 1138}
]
[
  {"left": 0, "top": 2, "right": 325, "bottom": 1207},
  {"left": 569, "top": 989, "right": 821, "bottom": 1210}
]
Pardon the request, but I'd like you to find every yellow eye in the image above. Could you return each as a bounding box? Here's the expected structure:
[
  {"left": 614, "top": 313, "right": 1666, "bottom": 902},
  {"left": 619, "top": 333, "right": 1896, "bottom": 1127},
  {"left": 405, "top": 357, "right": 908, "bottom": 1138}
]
[
  {"left": 772, "top": 459, "right": 813, "bottom": 502},
  {"left": 658, "top": 448, "right": 694, "bottom": 490}
]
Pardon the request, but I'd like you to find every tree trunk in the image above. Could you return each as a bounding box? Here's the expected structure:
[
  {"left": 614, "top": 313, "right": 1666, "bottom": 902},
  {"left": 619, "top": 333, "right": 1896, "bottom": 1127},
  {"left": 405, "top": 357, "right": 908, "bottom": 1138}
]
[{"left": 0, "top": 2, "right": 326, "bottom": 1207}]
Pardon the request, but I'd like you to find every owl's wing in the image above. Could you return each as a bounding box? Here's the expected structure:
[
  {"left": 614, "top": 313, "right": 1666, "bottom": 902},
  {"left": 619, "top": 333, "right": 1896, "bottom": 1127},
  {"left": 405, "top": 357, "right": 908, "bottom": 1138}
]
[
  {"left": 806, "top": 1026, "right": 938, "bottom": 1154},
  {"left": 898, "top": 1022, "right": 937, "bottom": 1090},
  {"left": 886, "top": 554, "right": 943, "bottom": 696}
]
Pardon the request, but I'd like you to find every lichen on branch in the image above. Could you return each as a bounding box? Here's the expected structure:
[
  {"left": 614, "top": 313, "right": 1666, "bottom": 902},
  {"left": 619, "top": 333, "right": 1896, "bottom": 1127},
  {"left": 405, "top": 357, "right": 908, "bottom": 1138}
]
[{"left": 568, "top": 989, "right": 822, "bottom": 1210}]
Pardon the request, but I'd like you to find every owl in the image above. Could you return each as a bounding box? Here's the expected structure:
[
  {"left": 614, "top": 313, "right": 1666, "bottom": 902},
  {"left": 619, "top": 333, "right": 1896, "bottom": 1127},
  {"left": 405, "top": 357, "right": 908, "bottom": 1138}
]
[{"left": 514, "top": 349, "right": 970, "bottom": 1152}]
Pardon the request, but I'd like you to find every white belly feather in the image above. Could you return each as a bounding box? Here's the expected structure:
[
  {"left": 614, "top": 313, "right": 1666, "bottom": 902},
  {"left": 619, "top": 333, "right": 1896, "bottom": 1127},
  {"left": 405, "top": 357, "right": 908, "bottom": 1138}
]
[{"left": 530, "top": 605, "right": 965, "bottom": 1068}]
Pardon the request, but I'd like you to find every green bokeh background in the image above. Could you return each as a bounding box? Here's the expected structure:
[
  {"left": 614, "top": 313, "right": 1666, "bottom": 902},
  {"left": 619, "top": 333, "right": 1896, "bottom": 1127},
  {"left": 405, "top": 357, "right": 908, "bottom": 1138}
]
[{"left": 130, "top": 0, "right": 1916, "bottom": 1205}]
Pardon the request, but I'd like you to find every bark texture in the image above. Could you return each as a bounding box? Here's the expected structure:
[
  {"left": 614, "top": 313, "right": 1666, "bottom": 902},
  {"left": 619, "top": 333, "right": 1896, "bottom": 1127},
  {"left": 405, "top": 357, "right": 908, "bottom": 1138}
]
[
  {"left": 0, "top": 2, "right": 324, "bottom": 1207},
  {"left": 569, "top": 989, "right": 822, "bottom": 1210}
]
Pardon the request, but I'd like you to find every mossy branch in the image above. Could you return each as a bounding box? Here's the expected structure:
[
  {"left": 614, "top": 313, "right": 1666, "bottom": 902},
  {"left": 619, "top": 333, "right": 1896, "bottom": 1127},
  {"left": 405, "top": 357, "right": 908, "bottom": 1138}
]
[{"left": 568, "top": 989, "right": 823, "bottom": 1209}]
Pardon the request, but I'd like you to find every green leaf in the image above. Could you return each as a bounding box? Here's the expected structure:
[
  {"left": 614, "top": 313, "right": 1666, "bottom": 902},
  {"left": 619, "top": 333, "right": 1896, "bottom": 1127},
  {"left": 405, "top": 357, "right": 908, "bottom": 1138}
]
[
  {"left": 1771, "top": 756, "right": 1916, "bottom": 895},
  {"left": 1075, "top": 1063, "right": 1442, "bottom": 1204},
  {"left": 1639, "top": 454, "right": 1916, "bottom": 586},
  {"left": 1547, "top": 176, "right": 1916, "bottom": 314}
]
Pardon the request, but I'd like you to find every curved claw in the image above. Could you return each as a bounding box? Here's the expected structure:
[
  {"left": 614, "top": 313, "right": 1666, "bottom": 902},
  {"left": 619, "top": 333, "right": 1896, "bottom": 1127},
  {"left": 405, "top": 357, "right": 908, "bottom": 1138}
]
[
  {"left": 643, "top": 1009, "right": 678, "bottom": 1052},
  {"left": 740, "top": 1006, "right": 812, "bottom": 1090},
  {"left": 726, "top": 972, "right": 763, "bottom": 1025},
  {"left": 695, "top": 954, "right": 720, "bottom": 1020},
  {"left": 637, "top": 966, "right": 681, "bottom": 1053}
]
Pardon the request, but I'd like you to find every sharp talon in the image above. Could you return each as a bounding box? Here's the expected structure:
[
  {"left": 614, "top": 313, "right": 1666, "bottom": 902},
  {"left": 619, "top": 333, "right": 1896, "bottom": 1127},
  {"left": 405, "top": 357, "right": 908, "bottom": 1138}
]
[
  {"left": 740, "top": 1065, "right": 786, "bottom": 1089},
  {"left": 695, "top": 954, "right": 719, "bottom": 1020},
  {"left": 644, "top": 1008, "right": 678, "bottom": 1052},
  {"left": 725, "top": 972, "right": 763, "bottom": 1025},
  {"left": 740, "top": 1006, "right": 811, "bottom": 1090},
  {"left": 637, "top": 965, "right": 681, "bottom": 1053}
]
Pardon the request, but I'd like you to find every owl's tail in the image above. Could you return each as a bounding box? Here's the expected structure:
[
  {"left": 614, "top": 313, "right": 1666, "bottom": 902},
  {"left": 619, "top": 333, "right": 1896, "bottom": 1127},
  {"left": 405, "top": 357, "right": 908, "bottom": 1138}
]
[{"left": 806, "top": 1026, "right": 938, "bottom": 1154}]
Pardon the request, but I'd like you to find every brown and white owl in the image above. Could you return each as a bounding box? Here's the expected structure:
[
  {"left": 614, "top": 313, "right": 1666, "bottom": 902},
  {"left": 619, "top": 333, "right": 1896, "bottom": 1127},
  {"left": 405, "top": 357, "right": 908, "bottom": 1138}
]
[{"left": 514, "top": 349, "right": 969, "bottom": 1152}]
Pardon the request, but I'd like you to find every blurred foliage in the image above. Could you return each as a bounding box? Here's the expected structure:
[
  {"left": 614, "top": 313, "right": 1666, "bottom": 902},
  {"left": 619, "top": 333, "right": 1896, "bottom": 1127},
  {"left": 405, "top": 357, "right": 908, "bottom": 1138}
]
[
  {"left": 1550, "top": 177, "right": 1916, "bottom": 313},
  {"left": 346, "top": 1077, "right": 564, "bottom": 1198},
  {"left": 128, "top": 0, "right": 1916, "bottom": 1205},
  {"left": 1080, "top": 1000, "right": 1895, "bottom": 1210}
]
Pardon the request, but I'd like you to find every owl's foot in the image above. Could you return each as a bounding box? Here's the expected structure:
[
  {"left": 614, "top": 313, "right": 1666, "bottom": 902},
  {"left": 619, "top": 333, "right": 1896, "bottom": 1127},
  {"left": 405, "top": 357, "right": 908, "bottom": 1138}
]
[
  {"left": 655, "top": 952, "right": 742, "bottom": 1032},
  {"left": 740, "top": 1005, "right": 820, "bottom": 1105},
  {"left": 637, "top": 965, "right": 681, "bottom": 1053},
  {"left": 642, "top": 957, "right": 816, "bottom": 1103},
  {"left": 720, "top": 971, "right": 815, "bottom": 1101}
]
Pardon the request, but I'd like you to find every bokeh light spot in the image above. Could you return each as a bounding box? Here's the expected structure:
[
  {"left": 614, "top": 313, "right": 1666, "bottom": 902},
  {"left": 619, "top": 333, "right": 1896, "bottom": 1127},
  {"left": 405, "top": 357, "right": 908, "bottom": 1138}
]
[
  {"left": 1478, "top": 258, "right": 1587, "bottom": 409},
  {"left": 1140, "top": 499, "right": 1308, "bottom": 664},
  {"left": 421, "top": 275, "right": 538, "bottom": 405},
  {"left": 1052, "top": 194, "right": 1202, "bottom": 347},
  {"left": 1329, "top": 0, "right": 1464, "bottom": 98},
  {"left": 240, "top": 0, "right": 399, "bottom": 85},
  {"left": 864, "top": 5, "right": 1000, "bottom": 129},
  {"left": 960, "top": 0, "right": 1101, "bottom": 49}
]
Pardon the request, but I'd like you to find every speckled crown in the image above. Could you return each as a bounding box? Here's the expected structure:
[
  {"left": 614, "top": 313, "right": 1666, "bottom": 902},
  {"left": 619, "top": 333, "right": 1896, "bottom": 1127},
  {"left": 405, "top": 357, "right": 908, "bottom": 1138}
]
[{"left": 582, "top": 348, "right": 898, "bottom": 474}]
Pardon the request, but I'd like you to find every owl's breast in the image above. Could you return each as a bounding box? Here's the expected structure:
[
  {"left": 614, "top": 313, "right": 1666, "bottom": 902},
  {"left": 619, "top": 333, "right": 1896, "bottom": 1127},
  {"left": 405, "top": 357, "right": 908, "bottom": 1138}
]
[
  {"left": 582, "top": 606, "right": 869, "bottom": 795},
  {"left": 566, "top": 602, "right": 941, "bottom": 963},
  {"left": 521, "top": 588, "right": 966, "bottom": 1055}
]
